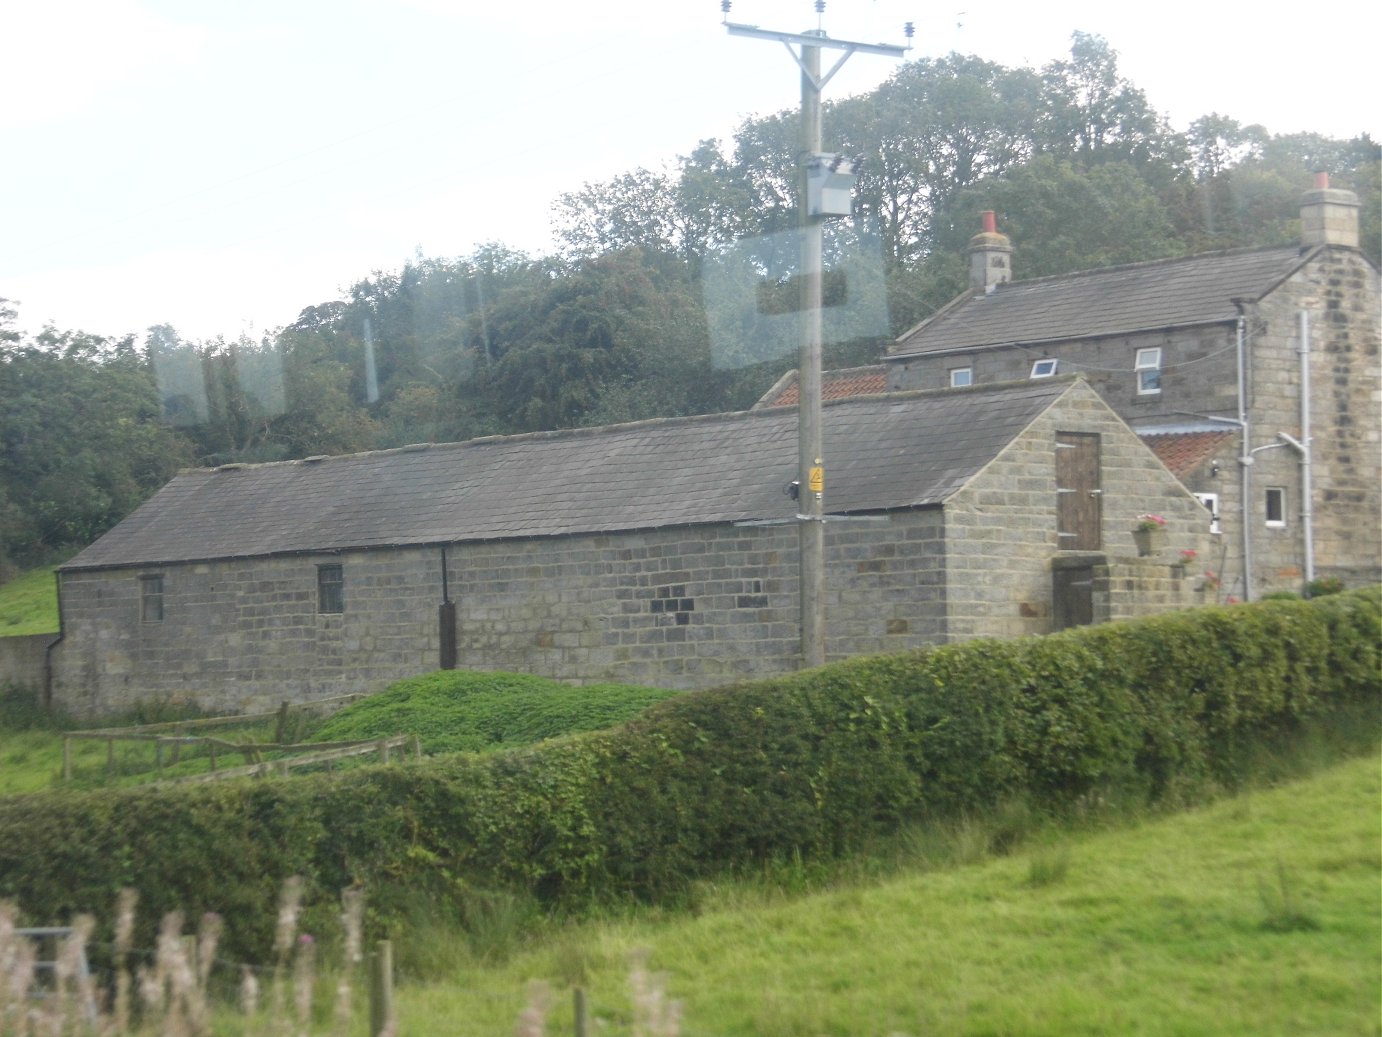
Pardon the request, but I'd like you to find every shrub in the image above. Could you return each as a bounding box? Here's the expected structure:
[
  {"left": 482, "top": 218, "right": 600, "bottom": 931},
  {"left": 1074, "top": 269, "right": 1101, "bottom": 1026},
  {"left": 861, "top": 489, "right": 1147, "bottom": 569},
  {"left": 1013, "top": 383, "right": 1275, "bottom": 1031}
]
[
  {"left": 0, "top": 591, "right": 1377, "bottom": 963},
  {"left": 311, "top": 670, "right": 680, "bottom": 755}
]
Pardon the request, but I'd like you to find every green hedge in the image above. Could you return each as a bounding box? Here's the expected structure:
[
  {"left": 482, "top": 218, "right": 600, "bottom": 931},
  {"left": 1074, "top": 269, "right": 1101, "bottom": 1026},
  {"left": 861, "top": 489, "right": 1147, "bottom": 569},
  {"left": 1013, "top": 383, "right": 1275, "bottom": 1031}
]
[{"left": 0, "top": 591, "right": 1377, "bottom": 961}]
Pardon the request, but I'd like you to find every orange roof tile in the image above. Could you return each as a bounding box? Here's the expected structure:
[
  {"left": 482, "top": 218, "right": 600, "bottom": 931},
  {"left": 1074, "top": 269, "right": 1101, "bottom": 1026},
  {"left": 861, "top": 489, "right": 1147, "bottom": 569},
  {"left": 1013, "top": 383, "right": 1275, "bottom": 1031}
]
[
  {"left": 762, "top": 366, "right": 888, "bottom": 407},
  {"left": 1141, "top": 430, "right": 1236, "bottom": 478}
]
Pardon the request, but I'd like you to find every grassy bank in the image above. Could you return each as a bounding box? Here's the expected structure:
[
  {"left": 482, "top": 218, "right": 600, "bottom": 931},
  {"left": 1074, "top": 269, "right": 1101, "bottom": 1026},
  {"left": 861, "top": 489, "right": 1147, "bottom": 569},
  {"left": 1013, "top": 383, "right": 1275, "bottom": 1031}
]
[
  {"left": 391, "top": 751, "right": 1381, "bottom": 1036},
  {"left": 0, "top": 567, "right": 58, "bottom": 636}
]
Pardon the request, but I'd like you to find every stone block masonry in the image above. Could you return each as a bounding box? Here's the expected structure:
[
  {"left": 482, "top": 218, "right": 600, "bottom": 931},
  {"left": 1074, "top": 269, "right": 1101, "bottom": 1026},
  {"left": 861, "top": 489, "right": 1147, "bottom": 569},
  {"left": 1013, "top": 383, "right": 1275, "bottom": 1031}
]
[{"left": 51, "top": 512, "right": 950, "bottom": 716}]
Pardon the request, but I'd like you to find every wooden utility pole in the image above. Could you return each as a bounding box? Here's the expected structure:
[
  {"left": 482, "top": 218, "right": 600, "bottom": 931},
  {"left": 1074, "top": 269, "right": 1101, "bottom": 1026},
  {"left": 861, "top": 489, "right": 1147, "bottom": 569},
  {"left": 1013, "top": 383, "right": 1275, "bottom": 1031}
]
[{"left": 725, "top": 4, "right": 909, "bottom": 668}]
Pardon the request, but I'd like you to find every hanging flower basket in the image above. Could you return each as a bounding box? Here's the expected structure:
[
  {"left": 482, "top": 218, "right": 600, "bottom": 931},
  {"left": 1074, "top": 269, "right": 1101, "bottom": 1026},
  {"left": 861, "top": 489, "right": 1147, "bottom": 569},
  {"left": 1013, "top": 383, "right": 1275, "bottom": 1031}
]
[{"left": 1132, "top": 526, "right": 1166, "bottom": 557}]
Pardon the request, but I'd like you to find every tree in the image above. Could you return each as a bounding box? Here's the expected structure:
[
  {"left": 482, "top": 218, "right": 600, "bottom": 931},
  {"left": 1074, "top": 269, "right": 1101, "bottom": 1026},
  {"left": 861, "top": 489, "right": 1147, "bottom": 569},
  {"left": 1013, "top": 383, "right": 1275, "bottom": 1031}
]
[
  {"left": 1038, "top": 33, "right": 1185, "bottom": 179},
  {"left": 0, "top": 325, "right": 191, "bottom": 565}
]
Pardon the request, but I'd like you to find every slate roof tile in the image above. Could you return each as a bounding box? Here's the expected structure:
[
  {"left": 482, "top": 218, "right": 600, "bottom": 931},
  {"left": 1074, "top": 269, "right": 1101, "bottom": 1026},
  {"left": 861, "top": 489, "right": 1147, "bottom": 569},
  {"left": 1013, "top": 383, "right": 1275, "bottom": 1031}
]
[
  {"left": 63, "top": 380, "right": 1076, "bottom": 570},
  {"left": 891, "top": 246, "right": 1309, "bottom": 356}
]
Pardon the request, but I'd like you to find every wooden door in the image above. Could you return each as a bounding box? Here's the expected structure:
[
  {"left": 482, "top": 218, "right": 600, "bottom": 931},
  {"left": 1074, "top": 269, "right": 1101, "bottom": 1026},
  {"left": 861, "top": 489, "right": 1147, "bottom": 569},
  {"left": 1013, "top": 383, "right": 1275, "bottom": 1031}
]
[
  {"left": 1053, "top": 566, "right": 1095, "bottom": 629},
  {"left": 1055, "top": 432, "right": 1101, "bottom": 551}
]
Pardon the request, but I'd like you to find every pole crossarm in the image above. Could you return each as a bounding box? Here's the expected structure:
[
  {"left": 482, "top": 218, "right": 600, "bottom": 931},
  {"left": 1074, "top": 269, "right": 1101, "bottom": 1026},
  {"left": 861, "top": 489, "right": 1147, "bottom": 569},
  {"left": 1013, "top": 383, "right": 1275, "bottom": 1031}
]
[{"left": 724, "top": 22, "right": 909, "bottom": 58}]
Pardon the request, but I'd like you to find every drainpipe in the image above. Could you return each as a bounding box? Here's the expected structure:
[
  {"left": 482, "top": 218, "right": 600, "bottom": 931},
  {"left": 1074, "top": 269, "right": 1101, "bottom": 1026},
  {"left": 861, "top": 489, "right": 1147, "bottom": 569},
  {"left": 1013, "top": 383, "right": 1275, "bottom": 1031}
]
[
  {"left": 1234, "top": 307, "right": 1254, "bottom": 602},
  {"left": 42, "top": 570, "right": 65, "bottom": 712},
  {"left": 1283, "top": 308, "right": 1315, "bottom": 586},
  {"left": 439, "top": 545, "right": 456, "bottom": 670}
]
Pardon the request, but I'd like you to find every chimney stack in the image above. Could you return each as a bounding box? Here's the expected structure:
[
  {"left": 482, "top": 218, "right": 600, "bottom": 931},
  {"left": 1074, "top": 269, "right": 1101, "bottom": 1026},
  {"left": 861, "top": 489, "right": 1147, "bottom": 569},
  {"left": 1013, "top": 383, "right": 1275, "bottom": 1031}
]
[
  {"left": 1300, "top": 172, "right": 1360, "bottom": 249},
  {"left": 969, "top": 210, "right": 1013, "bottom": 290}
]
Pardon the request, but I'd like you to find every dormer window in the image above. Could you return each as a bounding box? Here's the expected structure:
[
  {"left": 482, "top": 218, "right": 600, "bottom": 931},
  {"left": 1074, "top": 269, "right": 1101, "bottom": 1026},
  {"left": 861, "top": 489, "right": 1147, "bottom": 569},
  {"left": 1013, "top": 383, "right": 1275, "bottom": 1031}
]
[
  {"left": 950, "top": 367, "right": 973, "bottom": 388},
  {"left": 1135, "top": 347, "right": 1162, "bottom": 394},
  {"left": 1030, "top": 358, "right": 1058, "bottom": 379}
]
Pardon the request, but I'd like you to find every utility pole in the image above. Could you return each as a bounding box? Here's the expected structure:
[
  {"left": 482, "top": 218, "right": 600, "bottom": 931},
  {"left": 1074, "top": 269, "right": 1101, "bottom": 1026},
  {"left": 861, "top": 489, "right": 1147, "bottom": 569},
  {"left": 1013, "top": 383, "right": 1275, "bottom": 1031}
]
[{"left": 724, "top": 2, "right": 909, "bottom": 668}]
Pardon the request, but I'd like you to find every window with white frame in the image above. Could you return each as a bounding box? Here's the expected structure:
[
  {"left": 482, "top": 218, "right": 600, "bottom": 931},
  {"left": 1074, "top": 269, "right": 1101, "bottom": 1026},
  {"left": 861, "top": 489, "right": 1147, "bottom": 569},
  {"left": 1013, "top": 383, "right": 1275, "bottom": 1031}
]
[
  {"left": 1264, "top": 487, "right": 1286, "bottom": 527},
  {"left": 949, "top": 367, "right": 973, "bottom": 387},
  {"left": 1194, "top": 492, "right": 1221, "bottom": 535},
  {"left": 1030, "top": 358, "right": 1058, "bottom": 379},
  {"left": 1135, "top": 347, "right": 1162, "bottom": 394}
]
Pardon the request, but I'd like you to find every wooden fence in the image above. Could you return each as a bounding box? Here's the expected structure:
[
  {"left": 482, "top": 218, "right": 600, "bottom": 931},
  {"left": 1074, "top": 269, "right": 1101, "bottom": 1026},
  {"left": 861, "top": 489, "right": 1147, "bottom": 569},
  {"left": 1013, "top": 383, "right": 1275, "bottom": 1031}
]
[{"left": 59, "top": 693, "right": 416, "bottom": 784}]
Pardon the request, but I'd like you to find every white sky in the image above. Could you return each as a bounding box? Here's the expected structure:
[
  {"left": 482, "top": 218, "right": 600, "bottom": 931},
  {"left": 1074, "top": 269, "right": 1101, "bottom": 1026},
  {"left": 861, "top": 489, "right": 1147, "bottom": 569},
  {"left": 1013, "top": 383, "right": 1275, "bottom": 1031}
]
[{"left": 3, "top": 0, "right": 1378, "bottom": 343}]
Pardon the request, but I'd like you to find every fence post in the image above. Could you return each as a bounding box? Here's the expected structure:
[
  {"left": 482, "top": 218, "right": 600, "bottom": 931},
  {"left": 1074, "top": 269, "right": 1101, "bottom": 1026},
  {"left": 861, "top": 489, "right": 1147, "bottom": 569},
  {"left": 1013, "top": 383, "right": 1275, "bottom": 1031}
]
[
  {"left": 573, "top": 987, "right": 589, "bottom": 1037},
  {"left": 368, "top": 940, "right": 394, "bottom": 1037},
  {"left": 275, "top": 701, "right": 291, "bottom": 744},
  {"left": 106, "top": 737, "right": 115, "bottom": 775},
  {"left": 63, "top": 736, "right": 72, "bottom": 782},
  {"left": 378, "top": 739, "right": 390, "bottom": 765}
]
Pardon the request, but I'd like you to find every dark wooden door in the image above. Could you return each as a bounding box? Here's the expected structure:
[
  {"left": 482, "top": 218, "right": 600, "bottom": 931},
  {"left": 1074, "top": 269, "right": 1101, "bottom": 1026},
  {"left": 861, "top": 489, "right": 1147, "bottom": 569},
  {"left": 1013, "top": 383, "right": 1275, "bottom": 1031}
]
[
  {"left": 1055, "top": 432, "right": 1101, "bottom": 551},
  {"left": 1053, "top": 566, "right": 1095, "bottom": 629}
]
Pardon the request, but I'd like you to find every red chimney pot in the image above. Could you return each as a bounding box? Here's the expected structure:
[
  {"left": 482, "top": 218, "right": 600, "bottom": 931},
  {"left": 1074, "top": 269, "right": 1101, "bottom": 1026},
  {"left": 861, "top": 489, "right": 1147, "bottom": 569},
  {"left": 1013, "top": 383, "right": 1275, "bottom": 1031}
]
[
  {"left": 981, "top": 210, "right": 997, "bottom": 234},
  {"left": 1314, "top": 171, "right": 1330, "bottom": 189}
]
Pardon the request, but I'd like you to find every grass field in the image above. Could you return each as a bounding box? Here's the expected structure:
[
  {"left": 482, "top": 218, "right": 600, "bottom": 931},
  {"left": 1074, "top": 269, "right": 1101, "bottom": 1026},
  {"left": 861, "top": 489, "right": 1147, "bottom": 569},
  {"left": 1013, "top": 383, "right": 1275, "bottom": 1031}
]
[
  {"left": 0, "top": 567, "right": 59, "bottom": 636},
  {"left": 387, "top": 752, "right": 1381, "bottom": 1036}
]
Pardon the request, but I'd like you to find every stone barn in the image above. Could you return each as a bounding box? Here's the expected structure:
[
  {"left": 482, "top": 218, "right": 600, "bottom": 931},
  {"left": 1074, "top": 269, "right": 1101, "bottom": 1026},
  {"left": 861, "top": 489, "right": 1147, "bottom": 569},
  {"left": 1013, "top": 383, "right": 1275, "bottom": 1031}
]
[{"left": 49, "top": 377, "right": 1209, "bottom": 716}]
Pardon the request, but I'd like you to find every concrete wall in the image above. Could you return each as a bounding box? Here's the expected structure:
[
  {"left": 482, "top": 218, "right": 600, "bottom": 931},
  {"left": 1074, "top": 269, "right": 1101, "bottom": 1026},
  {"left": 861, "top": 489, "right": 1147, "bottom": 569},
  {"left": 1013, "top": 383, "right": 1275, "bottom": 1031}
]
[
  {"left": 0, "top": 634, "right": 60, "bottom": 697},
  {"left": 50, "top": 511, "right": 952, "bottom": 717}
]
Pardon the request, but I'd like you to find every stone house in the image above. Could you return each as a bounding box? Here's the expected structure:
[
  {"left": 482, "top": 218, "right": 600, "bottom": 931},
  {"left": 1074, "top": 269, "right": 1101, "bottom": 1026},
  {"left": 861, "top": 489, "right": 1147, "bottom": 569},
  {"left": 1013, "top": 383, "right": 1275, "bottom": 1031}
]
[
  {"left": 886, "top": 178, "right": 1381, "bottom": 600},
  {"left": 49, "top": 378, "right": 1207, "bottom": 715}
]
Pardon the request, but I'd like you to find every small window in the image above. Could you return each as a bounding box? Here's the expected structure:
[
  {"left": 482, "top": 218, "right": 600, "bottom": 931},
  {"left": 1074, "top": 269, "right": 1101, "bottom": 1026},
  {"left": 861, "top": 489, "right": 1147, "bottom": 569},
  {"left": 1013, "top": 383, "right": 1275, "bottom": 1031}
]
[
  {"left": 1265, "top": 488, "right": 1286, "bottom": 528},
  {"left": 1195, "top": 492, "right": 1221, "bottom": 535},
  {"left": 949, "top": 367, "right": 973, "bottom": 388},
  {"left": 1135, "top": 347, "right": 1162, "bottom": 394},
  {"left": 317, "top": 564, "right": 344, "bottom": 614},
  {"left": 140, "top": 575, "right": 164, "bottom": 623},
  {"left": 1030, "top": 358, "right": 1058, "bottom": 379}
]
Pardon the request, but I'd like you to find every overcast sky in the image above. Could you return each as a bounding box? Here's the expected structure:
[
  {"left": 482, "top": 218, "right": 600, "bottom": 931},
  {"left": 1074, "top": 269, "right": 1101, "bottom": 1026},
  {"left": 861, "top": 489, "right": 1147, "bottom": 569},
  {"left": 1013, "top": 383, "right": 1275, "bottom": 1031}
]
[{"left": 3, "top": 0, "right": 1378, "bottom": 343}]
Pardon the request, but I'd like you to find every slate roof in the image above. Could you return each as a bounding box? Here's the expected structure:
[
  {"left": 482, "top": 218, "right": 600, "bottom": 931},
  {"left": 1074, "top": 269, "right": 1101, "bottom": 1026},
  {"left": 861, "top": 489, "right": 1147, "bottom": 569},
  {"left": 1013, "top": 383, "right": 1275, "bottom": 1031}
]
[
  {"left": 1141, "top": 430, "right": 1237, "bottom": 480},
  {"left": 891, "top": 245, "right": 1310, "bottom": 357},
  {"left": 63, "top": 379, "right": 1078, "bottom": 571},
  {"left": 754, "top": 365, "right": 888, "bottom": 408}
]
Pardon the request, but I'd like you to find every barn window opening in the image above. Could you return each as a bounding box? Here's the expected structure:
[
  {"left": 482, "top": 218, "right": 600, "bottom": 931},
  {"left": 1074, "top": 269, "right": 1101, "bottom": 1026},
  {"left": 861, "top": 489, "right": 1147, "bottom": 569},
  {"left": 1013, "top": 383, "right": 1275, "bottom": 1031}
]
[
  {"left": 318, "top": 564, "right": 345, "bottom": 614},
  {"left": 140, "top": 575, "right": 164, "bottom": 623}
]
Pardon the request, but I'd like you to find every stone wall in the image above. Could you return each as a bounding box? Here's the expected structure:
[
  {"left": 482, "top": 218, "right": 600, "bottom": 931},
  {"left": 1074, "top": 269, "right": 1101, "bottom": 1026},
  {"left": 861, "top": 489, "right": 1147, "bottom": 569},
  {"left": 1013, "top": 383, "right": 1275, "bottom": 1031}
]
[
  {"left": 941, "top": 381, "right": 1207, "bottom": 642},
  {"left": 0, "top": 633, "right": 60, "bottom": 697},
  {"left": 1247, "top": 249, "right": 1381, "bottom": 592},
  {"left": 51, "top": 511, "right": 951, "bottom": 717},
  {"left": 888, "top": 324, "right": 1240, "bottom": 425}
]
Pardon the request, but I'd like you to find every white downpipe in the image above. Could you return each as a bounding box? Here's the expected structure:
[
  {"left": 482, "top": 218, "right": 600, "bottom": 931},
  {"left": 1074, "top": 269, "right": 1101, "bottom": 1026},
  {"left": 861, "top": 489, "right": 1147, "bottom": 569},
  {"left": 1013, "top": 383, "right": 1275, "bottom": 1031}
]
[
  {"left": 1296, "top": 309, "right": 1315, "bottom": 585},
  {"left": 1236, "top": 313, "right": 1254, "bottom": 602}
]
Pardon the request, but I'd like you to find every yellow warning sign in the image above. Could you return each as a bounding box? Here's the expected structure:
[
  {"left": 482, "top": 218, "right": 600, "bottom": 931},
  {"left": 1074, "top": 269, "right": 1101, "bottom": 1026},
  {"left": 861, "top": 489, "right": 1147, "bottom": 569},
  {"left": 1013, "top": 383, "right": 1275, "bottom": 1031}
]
[{"left": 808, "top": 466, "right": 824, "bottom": 493}]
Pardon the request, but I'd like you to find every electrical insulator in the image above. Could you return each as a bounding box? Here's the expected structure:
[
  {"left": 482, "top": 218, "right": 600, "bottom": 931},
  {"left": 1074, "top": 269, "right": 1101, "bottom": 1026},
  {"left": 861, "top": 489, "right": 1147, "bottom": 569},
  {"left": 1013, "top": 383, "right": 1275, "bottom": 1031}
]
[
  {"left": 815, "top": 1, "right": 825, "bottom": 15},
  {"left": 904, "top": 21, "right": 914, "bottom": 40},
  {"left": 721, "top": 0, "right": 731, "bottom": 14}
]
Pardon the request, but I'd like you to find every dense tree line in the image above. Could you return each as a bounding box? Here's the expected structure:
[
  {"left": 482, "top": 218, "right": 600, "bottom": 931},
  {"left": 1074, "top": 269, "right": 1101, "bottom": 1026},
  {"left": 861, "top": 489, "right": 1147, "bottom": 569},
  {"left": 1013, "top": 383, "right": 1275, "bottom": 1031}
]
[{"left": 1, "top": 35, "right": 1376, "bottom": 573}]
